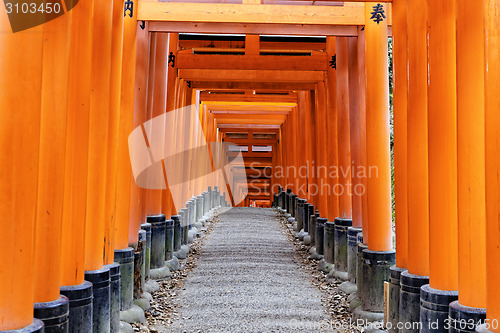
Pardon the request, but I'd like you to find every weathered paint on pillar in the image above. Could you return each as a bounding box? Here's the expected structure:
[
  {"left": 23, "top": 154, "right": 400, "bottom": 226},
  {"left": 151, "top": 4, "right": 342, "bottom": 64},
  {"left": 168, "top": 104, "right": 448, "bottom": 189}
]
[
  {"left": 60, "top": 0, "right": 93, "bottom": 286},
  {"left": 392, "top": 0, "right": 409, "bottom": 270},
  {"left": 85, "top": 0, "right": 113, "bottom": 271},
  {"left": 336, "top": 37, "right": 353, "bottom": 220},
  {"left": 427, "top": 0, "right": 458, "bottom": 291},
  {"left": 406, "top": 0, "right": 429, "bottom": 277},
  {"left": 456, "top": 0, "right": 487, "bottom": 309},
  {"left": 364, "top": 2, "right": 392, "bottom": 252},
  {"left": 484, "top": 0, "right": 500, "bottom": 328},
  {"left": 0, "top": 10, "right": 43, "bottom": 331},
  {"left": 34, "top": 9, "right": 71, "bottom": 303}
]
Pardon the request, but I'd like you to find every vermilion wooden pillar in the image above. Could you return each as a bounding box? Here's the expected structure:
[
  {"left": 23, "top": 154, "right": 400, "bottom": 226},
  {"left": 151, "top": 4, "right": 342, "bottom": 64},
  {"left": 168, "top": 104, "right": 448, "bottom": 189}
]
[
  {"left": 315, "top": 83, "right": 329, "bottom": 216},
  {"left": 60, "top": 0, "right": 93, "bottom": 286},
  {"left": 356, "top": 27, "right": 368, "bottom": 240},
  {"left": 427, "top": 0, "right": 458, "bottom": 292},
  {"left": 285, "top": 115, "right": 293, "bottom": 193},
  {"left": 0, "top": 12, "right": 43, "bottom": 332},
  {"left": 325, "top": 37, "right": 339, "bottom": 220},
  {"left": 336, "top": 37, "right": 353, "bottom": 220},
  {"left": 484, "top": 0, "right": 500, "bottom": 329},
  {"left": 276, "top": 129, "right": 284, "bottom": 192},
  {"left": 364, "top": 2, "right": 392, "bottom": 252},
  {"left": 115, "top": 4, "right": 139, "bottom": 250},
  {"left": 291, "top": 102, "right": 300, "bottom": 195},
  {"left": 129, "top": 20, "right": 150, "bottom": 245},
  {"left": 85, "top": 0, "right": 113, "bottom": 271},
  {"left": 347, "top": 37, "right": 362, "bottom": 229},
  {"left": 304, "top": 91, "right": 316, "bottom": 204},
  {"left": 297, "top": 91, "right": 308, "bottom": 199},
  {"left": 163, "top": 33, "right": 179, "bottom": 216},
  {"left": 406, "top": 0, "right": 429, "bottom": 277},
  {"left": 456, "top": 0, "right": 487, "bottom": 310},
  {"left": 145, "top": 32, "right": 168, "bottom": 216},
  {"left": 33, "top": 9, "right": 71, "bottom": 303},
  {"left": 392, "top": 0, "right": 409, "bottom": 270},
  {"left": 297, "top": 92, "right": 306, "bottom": 199},
  {"left": 103, "top": 0, "right": 126, "bottom": 265}
]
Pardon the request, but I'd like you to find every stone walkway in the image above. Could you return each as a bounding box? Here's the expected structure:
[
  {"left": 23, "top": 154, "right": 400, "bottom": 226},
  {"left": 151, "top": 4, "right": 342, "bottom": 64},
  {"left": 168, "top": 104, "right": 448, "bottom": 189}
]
[{"left": 169, "top": 207, "right": 332, "bottom": 332}]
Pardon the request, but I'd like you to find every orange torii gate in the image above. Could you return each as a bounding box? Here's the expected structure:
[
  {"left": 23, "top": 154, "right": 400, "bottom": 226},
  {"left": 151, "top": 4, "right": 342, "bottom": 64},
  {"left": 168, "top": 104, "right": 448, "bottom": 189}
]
[{"left": 1, "top": 0, "right": 500, "bottom": 332}]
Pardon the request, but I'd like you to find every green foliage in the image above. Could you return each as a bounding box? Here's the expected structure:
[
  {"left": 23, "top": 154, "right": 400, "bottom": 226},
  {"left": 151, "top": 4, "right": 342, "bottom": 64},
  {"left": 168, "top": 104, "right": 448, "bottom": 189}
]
[{"left": 389, "top": 37, "right": 395, "bottom": 225}]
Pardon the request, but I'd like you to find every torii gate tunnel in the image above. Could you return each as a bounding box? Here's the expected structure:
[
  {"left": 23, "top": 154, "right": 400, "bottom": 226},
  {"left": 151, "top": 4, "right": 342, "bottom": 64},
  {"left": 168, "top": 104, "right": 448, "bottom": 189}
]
[{"left": 1, "top": 0, "right": 500, "bottom": 332}]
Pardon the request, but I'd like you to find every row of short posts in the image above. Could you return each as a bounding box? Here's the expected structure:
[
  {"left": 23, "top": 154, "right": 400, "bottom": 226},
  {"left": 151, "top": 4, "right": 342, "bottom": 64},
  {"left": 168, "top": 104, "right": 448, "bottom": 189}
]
[
  {"left": 275, "top": 185, "right": 479, "bottom": 333},
  {"left": 33, "top": 187, "right": 225, "bottom": 333},
  {"left": 388, "top": 265, "right": 485, "bottom": 332},
  {"left": 273, "top": 187, "right": 396, "bottom": 327}
]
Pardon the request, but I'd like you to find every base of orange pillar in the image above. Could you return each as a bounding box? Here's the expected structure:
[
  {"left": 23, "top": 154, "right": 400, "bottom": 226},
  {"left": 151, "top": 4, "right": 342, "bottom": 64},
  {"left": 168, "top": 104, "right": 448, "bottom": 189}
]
[
  {"left": 33, "top": 295, "right": 69, "bottom": 333},
  {"left": 59, "top": 281, "right": 93, "bottom": 333},
  {"left": 114, "top": 248, "right": 134, "bottom": 311},
  {"left": 291, "top": 194, "right": 297, "bottom": 218},
  {"left": 132, "top": 232, "right": 146, "bottom": 300},
  {"left": 388, "top": 266, "right": 405, "bottom": 333},
  {"left": 0, "top": 319, "right": 45, "bottom": 333},
  {"left": 84, "top": 267, "right": 111, "bottom": 333},
  {"left": 333, "top": 218, "right": 352, "bottom": 278},
  {"left": 400, "top": 271, "right": 429, "bottom": 333},
  {"left": 420, "top": 284, "right": 458, "bottom": 333},
  {"left": 353, "top": 249, "right": 395, "bottom": 323},
  {"left": 285, "top": 189, "right": 292, "bottom": 213},
  {"left": 449, "top": 301, "right": 486, "bottom": 333},
  {"left": 105, "top": 262, "right": 120, "bottom": 333},
  {"left": 347, "top": 227, "right": 362, "bottom": 284}
]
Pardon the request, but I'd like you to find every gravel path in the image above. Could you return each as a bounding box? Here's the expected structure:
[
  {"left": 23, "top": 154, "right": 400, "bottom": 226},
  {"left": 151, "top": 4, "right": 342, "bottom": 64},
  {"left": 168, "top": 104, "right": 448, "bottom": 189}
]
[{"left": 169, "top": 207, "right": 332, "bottom": 332}]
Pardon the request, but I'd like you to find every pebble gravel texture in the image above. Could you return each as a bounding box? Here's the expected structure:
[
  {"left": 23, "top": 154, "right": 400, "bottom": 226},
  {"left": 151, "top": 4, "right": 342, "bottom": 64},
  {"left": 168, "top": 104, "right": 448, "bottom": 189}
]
[
  {"left": 170, "top": 207, "right": 332, "bottom": 332},
  {"left": 139, "top": 207, "right": 360, "bottom": 333}
]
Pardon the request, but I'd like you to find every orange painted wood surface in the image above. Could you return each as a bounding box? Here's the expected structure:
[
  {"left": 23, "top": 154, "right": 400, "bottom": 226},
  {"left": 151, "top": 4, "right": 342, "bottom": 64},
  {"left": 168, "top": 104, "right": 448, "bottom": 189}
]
[
  {"left": 60, "top": 0, "right": 93, "bottom": 286},
  {"left": 104, "top": 0, "right": 126, "bottom": 265},
  {"left": 427, "top": 0, "right": 458, "bottom": 291},
  {"left": 356, "top": 27, "right": 369, "bottom": 240},
  {"left": 115, "top": 6, "right": 139, "bottom": 250},
  {"left": 364, "top": 3, "right": 392, "bottom": 252},
  {"left": 336, "top": 37, "right": 353, "bottom": 220},
  {"left": 0, "top": 10, "right": 43, "bottom": 331},
  {"left": 325, "top": 37, "right": 340, "bottom": 221},
  {"left": 84, "top": 0, "right": 113, "bottom": 271},
  {"left": 130, "top": 21, "right": 150, "bottom": 245},
  {"left": 406, "top": 0, "right": 429, "bottom": 277},
  {"left": 347, "top": 37, "right": 362, "bottom": 228},
  {"left": 484, "top": 0, "right": 500, "bottom": 328},
  {"left": 392, "top": 0, "right": 409, "bottom": 269},
  {"left": 34, "top": 11, "right": 71, "bottom": 303},
  {"left": 314, "top": 85, "right": 329, "bottom": 216},
  {"left": 456, "top": 0, "right": 487, "bottom": 309}
]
